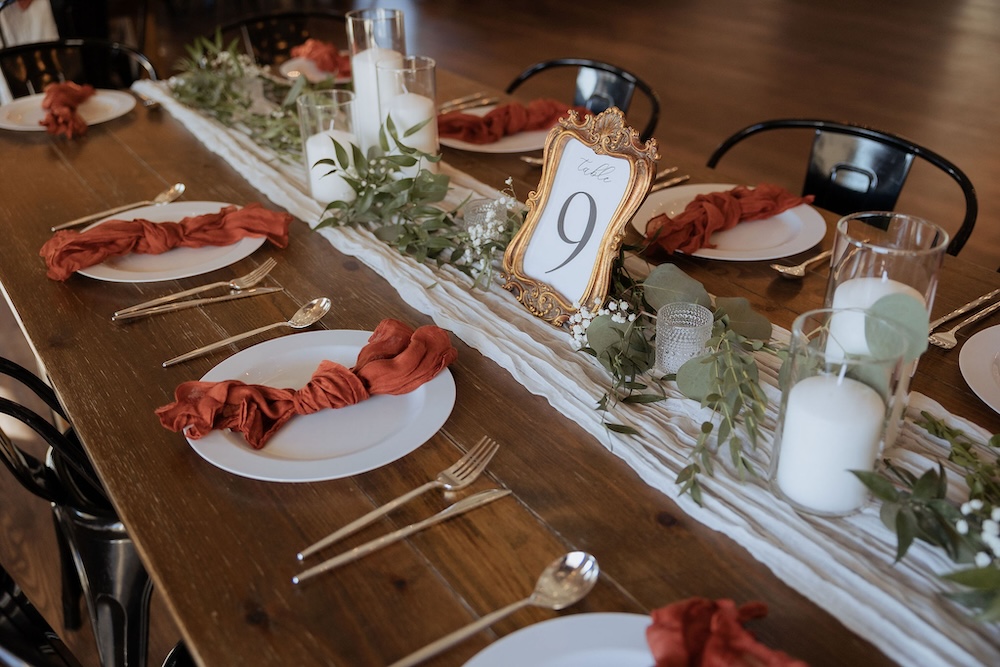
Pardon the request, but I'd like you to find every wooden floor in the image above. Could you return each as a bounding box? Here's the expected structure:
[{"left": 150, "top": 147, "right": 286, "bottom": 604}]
[{"left": 3, "top": 0, "right": 1000, "bottom": 664}]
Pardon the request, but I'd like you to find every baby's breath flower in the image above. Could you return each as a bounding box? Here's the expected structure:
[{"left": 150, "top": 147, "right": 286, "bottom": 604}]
[
  {"left": 975, "top": 552, "right": 993, "bottom": 568},
  {"left": 957, "top": 519, "right": 969, "bottom": 535}
]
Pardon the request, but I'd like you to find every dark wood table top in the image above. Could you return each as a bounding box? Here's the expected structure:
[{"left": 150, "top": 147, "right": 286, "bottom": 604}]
[{"left": 1, "top": 71, "right": 998, "bottom": 666}]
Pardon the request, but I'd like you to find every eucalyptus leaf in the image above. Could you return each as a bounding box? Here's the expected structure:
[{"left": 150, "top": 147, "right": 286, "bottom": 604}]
[
  {"left": 675, "top": 355, "right": 714, "bottom": 402},
  {"left": 867, "top": 293, "right": 929, "bottom": 362},
  {"left": 714, "top": 297, "right": 772, "bottom": 340},
  {"left": 642, "top": 264, "right": 711, "bottom": 311}
]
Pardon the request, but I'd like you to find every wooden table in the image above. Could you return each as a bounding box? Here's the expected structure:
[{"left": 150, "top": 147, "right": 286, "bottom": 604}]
[{"left": 1, "top": 72, "right": 998, "bottom": 667}]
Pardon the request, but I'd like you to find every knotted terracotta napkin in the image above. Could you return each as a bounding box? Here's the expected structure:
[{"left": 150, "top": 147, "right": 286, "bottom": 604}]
[
  {"left": 290, "top": 39, "right": 351, "bottom": 77},
  {"left": 646, "top": 598, "right": 808, "bottom": 667},
  {"left": 437, "top": 98, "right": 586, "bottom": 144},
  {"left": 40, "top": 203, "right": 292, "bottom": 281},
  {"left": 40, "top": 81, "right": 95, "bottom": 139},
  {"left": 643, "top": 184, "right": 814, "bottom": 255},
  {"left": 156, "top": 319, "right": 458, "bottom": 449}
]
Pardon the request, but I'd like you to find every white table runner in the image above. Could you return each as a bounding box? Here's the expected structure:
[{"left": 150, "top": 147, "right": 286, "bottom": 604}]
[{"left": 134, "top": 80, "right": 1000, "bottom": 666}]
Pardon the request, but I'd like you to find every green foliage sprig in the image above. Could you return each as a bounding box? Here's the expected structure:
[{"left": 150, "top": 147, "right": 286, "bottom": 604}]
[
  {"left": 855, "top": 412, "right": 1000, "bottom": 621},
  {"left": 169, "top": 31, "right": 316, "bottom": 160},
  {"left": 576, "top": 249, "right": 775, "bottom": 505},
  {"left": 315, "top": 119, "right": 523, "bottom": 286}
]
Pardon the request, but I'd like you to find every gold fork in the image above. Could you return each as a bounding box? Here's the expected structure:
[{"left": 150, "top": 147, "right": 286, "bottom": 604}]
[
  {"left": 296, "top": 436, "right": 500, "bottom": 560},
  {"left": 113, "top": 257, "right": 277, "bottom": 317}
]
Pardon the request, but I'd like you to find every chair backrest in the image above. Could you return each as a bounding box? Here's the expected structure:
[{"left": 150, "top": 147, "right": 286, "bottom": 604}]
[
  {"left": 0, "top": 356, "right": 107, "bottom": 514},
  {"left": 706, "top": 119, "right": 978, "bottom": 255},
  {"left": 505, "top": 57, "right": 661, "bottom": 142},
  {"left": 0, "top": 38, "right": 157, "bottom": 99},
  {"left": 219, "top": 10, "right": 347, "bottom": 67}
]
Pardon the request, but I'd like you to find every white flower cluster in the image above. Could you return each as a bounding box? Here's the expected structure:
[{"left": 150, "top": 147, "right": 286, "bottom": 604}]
[
  {"left": 957, "top": 499, "right": 1000, "bottom": 568},
  {"left": 466, "top": 200, "right": 508, "bottom": 254},
  {"left": 210, "top": 50, "right": 265, "bottom": 78},
  {"left": 567, "top": 299, "right": 637, "bottom": 350}
]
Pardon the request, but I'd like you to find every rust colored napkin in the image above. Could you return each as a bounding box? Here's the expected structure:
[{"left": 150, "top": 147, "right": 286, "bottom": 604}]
[
  {"left": 643, "top": 184, "right": 814, "bottom": 255},
  {"left": 290, "top": 39, "right": 351, "bottom": 77},
  {"left": 39, "top": 203, "right": 292, "bottom": 281},
  {"left": 156, "top": 319, "right": 458, "bottom": 449},
  {"left": 646, "top": 598, "right": 808, "bottom": 667},
  {"left": 437, "top": 98, "right": 586, "bottom": 144},
  {"left": 40, "top": 81, "right": 96, "bottom": 139}
]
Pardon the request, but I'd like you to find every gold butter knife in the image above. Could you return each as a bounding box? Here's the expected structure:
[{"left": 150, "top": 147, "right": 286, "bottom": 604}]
[
  {"left": 111, "top": 286, "right": 284, "bottom": 322},
  {"left": 292, "top": 489, "right": 512, "bottom": 584}
]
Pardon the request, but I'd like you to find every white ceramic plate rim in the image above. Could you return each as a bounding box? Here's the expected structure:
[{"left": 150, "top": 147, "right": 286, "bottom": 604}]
[
  {"left": 958, "top": 324, "right": 1000, "bottom": 415},
  {"left": 0, "top": 89, "right": 135, "bottom": 131},
  {"left": 76, "top": 201, "right": 266, "bottom": 283},
  {"left": 440, "top": 104, "right": 549, "bottom": 154},
  {"left": 279, "top": 55, "right": 351, "bottom": 84},
  {"left": 186, "top": 330, "right": 456, "bottom": 482},
  {"left": 462, "top": 613, "right": 652, "bottom": 667},
  {"left": 630, "top": 182, "right": 827, "bottom": 261}
]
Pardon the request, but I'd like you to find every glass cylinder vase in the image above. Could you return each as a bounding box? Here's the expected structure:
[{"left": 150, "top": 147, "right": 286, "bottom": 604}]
[
  {"left": 376, "top": 54, "right": 439, "bottom": 175},
  {"left": 297, "top": 89, "right": 357, "bottom": 205},
  {"left": 346, "top": 8, "right": 406, "bottom": 154},
  {"left": 770, "top": 308, "right": 907, "bottom": 516},
  {"left": 824, "top": 211, "right": 949, "bottom": 448}
]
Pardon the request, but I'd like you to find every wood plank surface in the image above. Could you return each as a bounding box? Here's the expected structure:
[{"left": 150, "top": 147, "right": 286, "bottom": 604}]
[{"left": 3, "top": 12, "right": 1000, "bottom": 667}]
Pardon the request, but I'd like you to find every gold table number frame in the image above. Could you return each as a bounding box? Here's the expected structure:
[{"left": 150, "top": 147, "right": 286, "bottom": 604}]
[{"left": 502, "top": 107, "right": 659, "bottom": 326}]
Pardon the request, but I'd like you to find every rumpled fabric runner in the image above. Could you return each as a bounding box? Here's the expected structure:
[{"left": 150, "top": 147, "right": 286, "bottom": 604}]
[
  {"left": 131, "top": 79, "right": 1000, "bottom": 666},
  {"left": 40, "top": 81, "right": 95, "bottom": 138},
  {"left": 643, "top": 184, "right": 814, "bottom": 255},
  {"left": 437, "top": 98, "right": 586, "bottom": 144},
  {"left": 646, "top": 598, "right": 808, "bottom": 667},
  {"left": 39, "top": 203, "right": 292, "bottom": 280},
  {"left": 156, "top": 319, "right": 457, "bottom": 449},
  {"left": 290, "top": 39, "right": 351, "bottom": 77}
]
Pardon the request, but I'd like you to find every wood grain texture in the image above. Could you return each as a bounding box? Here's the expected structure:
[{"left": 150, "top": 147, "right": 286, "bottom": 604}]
[{"left": 3, "top": 3, "right": 1000, "bottom": 666}]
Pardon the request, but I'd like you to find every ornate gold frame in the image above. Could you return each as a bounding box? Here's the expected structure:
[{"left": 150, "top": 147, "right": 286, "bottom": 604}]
[{"left": 502, "top": 107, "right": 659, "bottom": 326}]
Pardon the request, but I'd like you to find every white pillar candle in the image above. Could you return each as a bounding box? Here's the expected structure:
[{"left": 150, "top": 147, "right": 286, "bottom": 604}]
[
  {"left": 775, "top": 374, "right": 886, "bottom": 514},
  {"left": 385, "top": 92, "right": 439, "bottom": 175},
  {"left": 351, "top": 47, "right": 403, "bottom": 153},
  {"left": 304, "top": 129, "right": 357, "bottom": 204},
  {"left": 827, "top": 277, "right": 925, "bottom": 356}
]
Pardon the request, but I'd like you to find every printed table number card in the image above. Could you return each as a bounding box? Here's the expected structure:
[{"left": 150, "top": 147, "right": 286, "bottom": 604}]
[{"left": 502, "top": 107, "right": 658, "bottom": 326}]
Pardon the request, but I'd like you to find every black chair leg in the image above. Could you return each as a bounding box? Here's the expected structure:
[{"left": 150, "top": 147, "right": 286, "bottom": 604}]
[
  {"left": 52, "top": 508, "right": 83, "bottom": 631},
  {"left": 52, "top": 504, "right": 153, "bottom": 667},
  {"left": 1, "top": 563, "right": 84, "bottom": 667}
]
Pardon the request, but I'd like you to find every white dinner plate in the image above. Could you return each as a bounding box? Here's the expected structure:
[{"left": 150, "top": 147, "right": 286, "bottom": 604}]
[
  {"left": 958, "top": 324, "right": 1000, "bottom": 415},
  {"left": 186, "top": 330, "right": 456, "bottom": 482},
  {"left": 0, "top": 89, "right": 135, "bottom": 131},
  {"left": 463, "top": 613, "right": 652, "bottom": 667},
  {"left": 440, "top": 105, "right": 550, "bottom": 154},
  {"left": 76, "top": 201, "right": 266, "bottom": 283},
  {"left": 630, "top": 182, "right": 827, "bottom": 261},
  {"left": 279, "top": 55, "right": 351, "bottom": 84}
]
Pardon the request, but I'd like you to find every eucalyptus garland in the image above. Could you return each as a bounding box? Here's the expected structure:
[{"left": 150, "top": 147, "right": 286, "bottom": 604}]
[
  {"left": 575, "top": 248, "right": 775, "bottom": 505},
  {"left": 855, "top": 413, "right": 1000, "bottom": 621},
  {"left": 169, "top": 31, "right": 318, "bottom": 161}
]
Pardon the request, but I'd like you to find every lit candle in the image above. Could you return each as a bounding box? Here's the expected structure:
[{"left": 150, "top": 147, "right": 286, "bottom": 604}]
[
  {"left": 351, "top": 47, "right": 403, "bottom": 152},
  {"left": 827, "top": 277, "right": 925, "bottom": 356},
  {"left": 384, "top": 92, "right": 439, "bottom": 174},
  {"left": 304, "top": 129, "right": 357, "bottom": 204},
  {"left": 775, "top": 373, "right": 886, "bottom": 514}
]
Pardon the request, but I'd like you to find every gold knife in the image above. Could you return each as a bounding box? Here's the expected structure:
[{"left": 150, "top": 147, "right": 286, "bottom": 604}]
[
  {"left": 292, "top": 488, "right": 512, "bottom": 584},
  {"left": 111, "top": 287, "right": 284, "bottom": 321}
]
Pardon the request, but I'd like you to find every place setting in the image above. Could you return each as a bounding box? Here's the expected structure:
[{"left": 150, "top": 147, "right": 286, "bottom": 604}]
[
  {"left": 0, "top": 82, "right": 136, "bottom": 136},
  {"left": 630, "top": 181, "right": 827, "bottom": 262}
]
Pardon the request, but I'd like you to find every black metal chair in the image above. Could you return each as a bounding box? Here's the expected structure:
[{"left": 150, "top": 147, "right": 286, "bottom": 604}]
[
  {"left": 218, "top": 9, "right": 347, "bottom": 67},
  {"left": 1, "top": 562, "right": 82, "bottom": 667},
  {"left": 505, "top": 57, "right": 660, "bottom": 142},
  {"left": 706, "top": 118, "right": 978, "bottom": 256},
  {"left": 0, "top": 38, "right": 157, "bottom": 98},
  {"left": 0, "top": 355, "right": 152, "bottom": 667}
]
